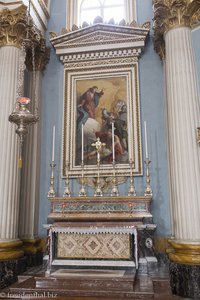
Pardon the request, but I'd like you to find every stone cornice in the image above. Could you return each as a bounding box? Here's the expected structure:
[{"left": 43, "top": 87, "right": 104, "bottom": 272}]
[
  {"left": 0, "top": 5, "right": 49, "bottom": 70},
  {"left": 153, "top": 0, "right": 200, "bottom": 59},
  {"left": 50, "top": 22, "right": 150, "bottom": 64}
]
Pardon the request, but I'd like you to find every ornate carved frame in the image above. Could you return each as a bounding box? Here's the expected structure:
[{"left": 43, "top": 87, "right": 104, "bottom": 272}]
[{"left": 64, "top": 64, "right": 141, "bottom": 177}]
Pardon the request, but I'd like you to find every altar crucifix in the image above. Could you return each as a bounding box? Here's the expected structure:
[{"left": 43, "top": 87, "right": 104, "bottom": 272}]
[{"left": 91, "top": 137, "right": 105, "bottom": 197}]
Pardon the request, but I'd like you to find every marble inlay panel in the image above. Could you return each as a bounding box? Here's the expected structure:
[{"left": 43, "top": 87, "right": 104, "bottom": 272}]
[{"left": 57, "top": 233, "right": 131, "bottom": 259}]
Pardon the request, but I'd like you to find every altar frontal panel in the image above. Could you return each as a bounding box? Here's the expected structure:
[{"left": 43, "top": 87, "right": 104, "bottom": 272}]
[{"left": 56, "top": 233, "right": 132, "bottom": 260}]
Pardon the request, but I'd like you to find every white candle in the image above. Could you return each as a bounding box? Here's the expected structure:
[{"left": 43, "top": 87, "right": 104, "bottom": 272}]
[
  {"left": 144, "top": 121, "right": 148, "bottom": 158},
  {"left": 112, "top": 121, "right": 115, "bottom": 161},
  {"left": 52, "top": 125, "right": 55, "bottom": 162},
  {"left": 81, "top": 123, "right": 84, "bottom": 162}
]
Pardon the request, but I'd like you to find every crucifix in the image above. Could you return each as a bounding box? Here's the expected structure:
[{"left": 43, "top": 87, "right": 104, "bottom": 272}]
[
  {"left": 91, "top": 137, "right": 105, "bottom": 197},
  {"left": 92, "top": 137, "right": 105, "bottom": 163}
]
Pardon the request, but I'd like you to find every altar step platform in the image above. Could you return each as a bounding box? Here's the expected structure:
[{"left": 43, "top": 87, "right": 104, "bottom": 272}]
[{"left": 4, "top": 267, "right": 187, "bottom": 300}]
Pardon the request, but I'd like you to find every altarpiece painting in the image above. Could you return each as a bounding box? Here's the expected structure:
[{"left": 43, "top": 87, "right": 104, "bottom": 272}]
[{"left": 63, "top": 65, "right": 142, "bottom": 178}]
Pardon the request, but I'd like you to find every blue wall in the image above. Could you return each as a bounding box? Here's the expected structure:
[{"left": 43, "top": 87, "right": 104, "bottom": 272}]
[
  {"left": 137, "top": 0, "right": 171, "bottom": 236},
  {"left": 38, "top": 0, "right": 66, "bottom": 235},
  {"left": 38, "top": 0, "right": 173, "bottom": 237}
]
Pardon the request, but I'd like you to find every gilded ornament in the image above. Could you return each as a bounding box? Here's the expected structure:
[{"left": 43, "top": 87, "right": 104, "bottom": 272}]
[
  {"left": 72, "top": 24, "right": 79, "bottom": 31},
  {"left": 130, "top": 20, "right": 138, "bottom": 27},
  {"left": 22, "top": 238, "right": 42, "bottom": 254},
  {"left": 26, "top": 43, "right": 50, "bottom": 71},
  {"left": 0, "top": 5, "right": 27, "bottom": 48},
  {"left": 142, "top": 21, "right": 151, "bottom": 29},
  {"left": 153, "top": 0, "right": 200, "bottom": 59},
  {"left": 0, "top": 240, "right": 24, "bottom": 260},
  {"left": 61, "top": 27, "right": 68, "bottom": 35},
  {"left": 168, "top": 239, "right": 200, "bottom": 264},
  {"left": 0, "top": 5, "right": 49, "bottom": 70},
  {"left": 49, "top": 31, "right": 58, "bottom": 39}
]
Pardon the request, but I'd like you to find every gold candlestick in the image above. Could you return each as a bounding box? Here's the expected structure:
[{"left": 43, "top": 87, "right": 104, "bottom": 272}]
[
  {"left": 92, "top": 138, "right": 105, "bottom": 197},
  {"left": 110, "top": 160, "right": 119, "bottom": 197},
  {"left": 128, "top": 159, "right": 136, "bottom": 196},
  {"left": 63, "top": 161, "right": 71, "bottom": 197},
  {"left": 144, "top": 158, "right": 153, "bottom": 196},
  {"left": 47, "top": 162, "right": 56, "bottom": 198},
  {"left": 79, "top": 161, "right": 87, "bottom": 197}
]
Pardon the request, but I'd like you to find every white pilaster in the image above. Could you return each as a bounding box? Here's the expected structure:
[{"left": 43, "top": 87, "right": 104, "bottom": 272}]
[
  {"left": 0, "top": 46, "right": 22, "bottom": 241},
  {"left": 165, "top": 26, "right": 200, "bottom": 241},
  {"left": 19, "top": 71, "right": 41, "bottom": 239}
]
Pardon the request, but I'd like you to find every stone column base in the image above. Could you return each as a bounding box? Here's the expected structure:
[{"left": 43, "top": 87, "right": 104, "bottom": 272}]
[
  {"left": 168, "top": 240, "right": 200, "bottom": 298},
  {"left": 0, "top": 240, "right": 24, "bottom": 260},
  {"left": 0, "top": 257, "right": 27, "bottom": 289},
  {"left": 22, "top": 238, "right": 43, "bottom": 267},
  {"left": 170, "top": 262, "right": 200, "bottom": 299}
]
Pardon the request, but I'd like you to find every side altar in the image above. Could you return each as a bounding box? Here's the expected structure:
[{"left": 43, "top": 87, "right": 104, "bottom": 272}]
[
  {"left": 46, "top": 196, "right": 157, "bottom": 272},
  {"left": 45, "top": 20, "right": 157, "bottom": 274}
]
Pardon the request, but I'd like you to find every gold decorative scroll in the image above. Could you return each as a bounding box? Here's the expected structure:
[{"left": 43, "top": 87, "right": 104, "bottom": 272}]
[
  {"left": 0, "top": 5, "right": 27, "bottom": 48},
  {"left": 153, "top": 0, "right": 200, "bottom": 59},
  {"left": 0, "top": 5, "right": 49, "bottom": 70}
]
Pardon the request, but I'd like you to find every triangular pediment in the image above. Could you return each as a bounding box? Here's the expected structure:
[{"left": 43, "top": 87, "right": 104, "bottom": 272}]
[
  {"left": 50, "top": 23, "right": 150, "bottom": 55},
  {"left": 54, "top": 30, "right": 145, "bottom": 49}
]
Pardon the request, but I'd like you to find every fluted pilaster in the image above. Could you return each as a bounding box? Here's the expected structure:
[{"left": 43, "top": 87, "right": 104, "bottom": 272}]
[
  {"left": 165, "top": 26, "right": 200, "bottom": 241},
  {"left": 153, "top": 0, "right": 200, "bottom": 268},
  {"left": 19, "top": 71, "right": 41, "bottom": 242},
  {"left": 0, "top": 46, "right": 24, "bottom": 259},
  {"left": 0, "top": 4, "right": 49, "bottom": 260}
]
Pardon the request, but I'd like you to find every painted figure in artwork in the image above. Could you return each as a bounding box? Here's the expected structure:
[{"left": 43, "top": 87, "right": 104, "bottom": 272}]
[
  {"left": 76, "top": 79, "right": 129, "bottom": 165},
  {"left": 77, "top": 86, "right": 104, "bottom": 130}
]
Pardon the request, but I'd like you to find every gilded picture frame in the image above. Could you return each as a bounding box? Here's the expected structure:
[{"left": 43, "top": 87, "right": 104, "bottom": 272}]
[{"left": 62, "top": 64, "right": 142, "bottom": 177}]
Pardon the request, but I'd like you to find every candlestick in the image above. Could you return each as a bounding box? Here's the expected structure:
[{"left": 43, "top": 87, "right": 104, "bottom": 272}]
[
  {"left": 47, "top": 162, "right": 56, "bottom": 198},
  {"left": 79, "top": 161, "right": 87, "bottom": 197},
  {"left": 81, "top": 123, "right": 84, "bottom": 162},
  {"left": 52, "top": 125, "right": 55, "bottom": 162},
  {"left": 91, "top": 138, "right": 105, "bottom": 197},
  {"left": 144, "top": 121, "right": 148, "bottom": 158},
  {"left": 110, "top": 160, "right": 119, "bottom": 197},
  {"left": 112, "top": 121, "right": 115, "bottom": 161},
  {"left": 63, "top": 161, "right": 71, "bottom": 197},
  {"left": 144, "top": 158, "right": 153, "bottom": 197},
  {"left": 128, "top": 159, "right": 136, "bottom": 196}
]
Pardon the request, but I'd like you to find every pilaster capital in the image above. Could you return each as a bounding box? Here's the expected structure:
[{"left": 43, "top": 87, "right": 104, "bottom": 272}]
[
  {"left": 153, "top": 0, "right": 200, "bottom": 59},
  {"left": 0, "top": 4, "right": 49, "bottom": 70},
  {"left": 26, "top": 42, "right": 50, "bottom": 72},
  {"left": 0, "top": 5, "right": 27, "bottom": 48}
]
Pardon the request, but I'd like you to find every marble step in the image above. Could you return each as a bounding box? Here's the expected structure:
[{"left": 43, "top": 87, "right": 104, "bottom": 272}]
[
  {"left": 35, "top": 268, "right": 136, "bottom": 291},
  {"left": 8, "top": 271, "right": 154, "bottom": 299}
]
